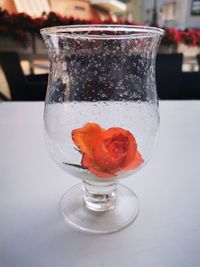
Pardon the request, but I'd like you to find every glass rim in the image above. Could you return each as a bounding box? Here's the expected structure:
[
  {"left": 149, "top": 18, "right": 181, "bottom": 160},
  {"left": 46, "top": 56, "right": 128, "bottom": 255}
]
[{"left": 40, "top": 24, "right": 165, "bottom": 40}]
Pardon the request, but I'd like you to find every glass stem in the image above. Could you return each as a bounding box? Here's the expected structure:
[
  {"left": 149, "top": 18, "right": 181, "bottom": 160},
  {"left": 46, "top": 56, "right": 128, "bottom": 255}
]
[{"left": 82, "top": 180, "right": 118, "bottom": 212}]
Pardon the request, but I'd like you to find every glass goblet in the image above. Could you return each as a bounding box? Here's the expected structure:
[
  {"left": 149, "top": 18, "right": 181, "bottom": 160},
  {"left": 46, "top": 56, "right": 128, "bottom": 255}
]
[{"left": 41, "top": 25, "right": 164, "bottom": 233}]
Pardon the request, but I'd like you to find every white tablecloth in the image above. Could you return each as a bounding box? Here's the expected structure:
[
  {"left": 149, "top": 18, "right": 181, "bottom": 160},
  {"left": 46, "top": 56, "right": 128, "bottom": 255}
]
[{"left": 0, "top": 101, "right": 200, "bottom": 267}]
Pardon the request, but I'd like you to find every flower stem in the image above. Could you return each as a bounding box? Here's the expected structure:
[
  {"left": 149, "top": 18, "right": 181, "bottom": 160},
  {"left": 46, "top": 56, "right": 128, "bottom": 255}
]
[{"left": 63, "top": 162, "right": 87, "bottom": 169}]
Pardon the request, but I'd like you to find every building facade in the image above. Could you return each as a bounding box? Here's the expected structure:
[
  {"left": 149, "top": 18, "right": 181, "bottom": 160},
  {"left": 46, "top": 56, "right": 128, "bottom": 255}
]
[
  {"left": 142, "top": 0, "right": 200, "bottom": 28},
  {"left": 0, "top": 0, "right": 127, "bottom": 21},
  {"left": 126, "top": 0, "right": 143, "bottom": 22}
]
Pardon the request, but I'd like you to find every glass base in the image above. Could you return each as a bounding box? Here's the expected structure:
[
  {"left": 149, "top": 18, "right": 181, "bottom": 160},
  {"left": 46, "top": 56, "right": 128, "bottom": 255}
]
[{"left": 61, "top": 183, "right": 139, "bottom": 234}]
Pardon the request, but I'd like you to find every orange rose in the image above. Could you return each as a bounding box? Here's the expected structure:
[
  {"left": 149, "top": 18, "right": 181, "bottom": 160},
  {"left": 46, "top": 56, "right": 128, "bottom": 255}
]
[{"left": 72, "top": 123, "right": 144, "bottom": 178}]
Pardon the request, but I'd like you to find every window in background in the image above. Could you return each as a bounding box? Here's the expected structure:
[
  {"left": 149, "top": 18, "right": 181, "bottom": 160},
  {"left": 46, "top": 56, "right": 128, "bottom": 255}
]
[
  {"left": 160, "top": 2, "right": 176, "bottom": 22},
  {"left": 191, "top": 0, "right": 200, "bottom": 15}
]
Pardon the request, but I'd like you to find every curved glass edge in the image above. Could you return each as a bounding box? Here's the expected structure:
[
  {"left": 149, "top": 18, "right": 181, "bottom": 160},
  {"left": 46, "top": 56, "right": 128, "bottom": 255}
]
[{"left": 40, "top": 24, "right": 165, "bottom": 40}]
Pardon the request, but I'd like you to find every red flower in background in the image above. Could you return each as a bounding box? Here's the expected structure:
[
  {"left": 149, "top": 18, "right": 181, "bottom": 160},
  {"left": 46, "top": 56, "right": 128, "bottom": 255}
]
[
  {"left": 0, "top": 8, "right": 200, "bottom": 47},
  {"left": 162, "top": 28, "right": 200, "bottom": 47}
]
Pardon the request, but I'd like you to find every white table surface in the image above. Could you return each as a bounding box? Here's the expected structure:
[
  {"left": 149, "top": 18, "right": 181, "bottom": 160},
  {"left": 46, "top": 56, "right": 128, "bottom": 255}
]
[{"left": 0, "top": 101, "right": 200, "bottom": 267}]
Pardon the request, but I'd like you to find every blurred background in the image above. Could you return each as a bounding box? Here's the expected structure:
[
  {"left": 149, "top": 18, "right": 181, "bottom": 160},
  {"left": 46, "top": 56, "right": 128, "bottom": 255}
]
[{"left": 0, "top": 0, "right": 200, "bottom": 101}]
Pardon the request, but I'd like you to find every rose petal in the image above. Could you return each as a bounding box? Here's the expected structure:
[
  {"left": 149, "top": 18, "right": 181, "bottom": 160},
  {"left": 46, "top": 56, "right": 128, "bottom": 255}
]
[
  {"left": 122, "top": 150, "right": 144, "bottom": 171},
  {"left": 94, "top": 129, "right": 128, "bottom": 171},
  {"left": 120, "top": 130, "right": 138, "bottom": 169},
  {"left": 72, "top": 123, "right": 104, "bottom": 158},
  {"left": 82, "top": 153, "right": 116, "bottom": 178}
]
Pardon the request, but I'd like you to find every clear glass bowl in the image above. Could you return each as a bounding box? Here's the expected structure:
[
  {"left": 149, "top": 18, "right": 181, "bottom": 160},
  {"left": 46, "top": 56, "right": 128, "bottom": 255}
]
[{"left": 41, "top": 25, "right": 164, "bottom": 233}]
